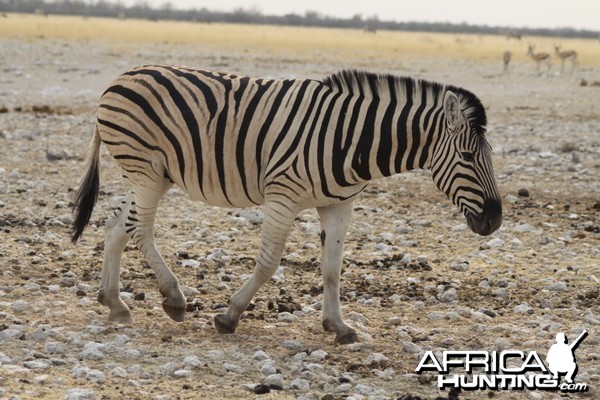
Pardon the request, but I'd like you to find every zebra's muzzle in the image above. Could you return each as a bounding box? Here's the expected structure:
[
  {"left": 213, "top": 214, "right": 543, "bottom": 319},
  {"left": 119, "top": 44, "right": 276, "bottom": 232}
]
[{"left": 465, "top": 198, "right": 502, "bottom": 236}]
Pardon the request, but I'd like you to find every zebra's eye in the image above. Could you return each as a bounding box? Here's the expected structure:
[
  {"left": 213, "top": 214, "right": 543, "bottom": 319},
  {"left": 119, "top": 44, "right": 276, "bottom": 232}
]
[{"left": 461, "top": 152, "right": 475, "bottom": 162}]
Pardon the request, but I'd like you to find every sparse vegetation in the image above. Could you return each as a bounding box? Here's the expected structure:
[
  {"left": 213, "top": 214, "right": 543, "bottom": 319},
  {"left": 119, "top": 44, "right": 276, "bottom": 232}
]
[
  {"left": 1, "top": 0, "right": 598, "bottom": 39},
  {"left": 1, "top": 14, "right": 600, "bottom": 67}
]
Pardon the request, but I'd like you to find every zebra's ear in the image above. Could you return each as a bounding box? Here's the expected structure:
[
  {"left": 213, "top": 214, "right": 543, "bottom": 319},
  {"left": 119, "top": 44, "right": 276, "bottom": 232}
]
[{"left": 443, "top": 91, "right": 461, "bottom": 129}]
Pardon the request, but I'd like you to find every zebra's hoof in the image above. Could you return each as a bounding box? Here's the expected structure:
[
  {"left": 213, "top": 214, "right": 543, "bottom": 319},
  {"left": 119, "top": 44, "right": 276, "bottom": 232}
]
[
  {"left": 214, "top": 314, "right": 237, "bottom": 334},
  {"left": 162, "top": 302, "right": 185, "bottom": 322},
  {"left": 335, "top": 331, "right": 360, "bottom": 345},
  {"left": 108, "top": 308, "right": 133, "bottom": 325}
]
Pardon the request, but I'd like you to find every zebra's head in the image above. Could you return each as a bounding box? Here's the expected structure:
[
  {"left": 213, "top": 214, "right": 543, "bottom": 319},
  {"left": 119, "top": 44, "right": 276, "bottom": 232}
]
[{"left": 430, "top": 90, "right": 502, "bottom": 236}]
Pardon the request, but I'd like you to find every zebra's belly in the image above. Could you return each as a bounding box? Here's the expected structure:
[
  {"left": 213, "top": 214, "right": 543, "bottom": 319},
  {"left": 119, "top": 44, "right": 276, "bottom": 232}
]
[{"left": 173, "top": 170, "right": 266, "bottom": 209}]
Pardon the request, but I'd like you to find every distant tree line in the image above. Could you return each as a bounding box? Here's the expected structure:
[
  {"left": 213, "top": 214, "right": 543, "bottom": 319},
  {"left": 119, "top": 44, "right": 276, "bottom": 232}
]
[{"left": 1, "top": 0, "right": 598, "bottom": 39}]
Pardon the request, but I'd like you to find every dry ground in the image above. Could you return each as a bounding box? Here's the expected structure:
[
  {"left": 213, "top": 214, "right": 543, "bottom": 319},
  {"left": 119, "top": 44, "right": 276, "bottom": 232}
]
[{"left": 0, "top": 14, "right": 599, "bottom": 400}]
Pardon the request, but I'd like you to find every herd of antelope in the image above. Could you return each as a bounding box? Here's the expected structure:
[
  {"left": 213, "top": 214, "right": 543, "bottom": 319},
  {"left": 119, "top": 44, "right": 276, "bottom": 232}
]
[{"left": 502, "top": 43, "right": 579, "bottom": 75}]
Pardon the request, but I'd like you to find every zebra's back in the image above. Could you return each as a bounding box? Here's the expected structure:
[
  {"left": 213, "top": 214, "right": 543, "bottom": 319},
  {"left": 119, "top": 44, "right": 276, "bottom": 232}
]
[{"left": 97, "top": 65, "right": 332, "bottom": 208}]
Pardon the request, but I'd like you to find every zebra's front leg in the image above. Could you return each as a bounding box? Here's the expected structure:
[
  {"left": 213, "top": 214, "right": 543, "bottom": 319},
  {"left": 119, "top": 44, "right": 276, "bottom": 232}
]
[
  {"left": 99, "top": 194, "right": 134, "bottom": 324},
  {"left": 317, "top": 202, "right": 358, "bottom": 344},
  {"left": 214, "top": 201, "right": 296, "bottom": 334}
]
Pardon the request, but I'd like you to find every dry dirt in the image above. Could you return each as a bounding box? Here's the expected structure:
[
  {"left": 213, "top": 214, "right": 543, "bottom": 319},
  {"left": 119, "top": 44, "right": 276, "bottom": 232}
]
[{"left": 1, "top": 26, "right": 599, "bottom": 400}]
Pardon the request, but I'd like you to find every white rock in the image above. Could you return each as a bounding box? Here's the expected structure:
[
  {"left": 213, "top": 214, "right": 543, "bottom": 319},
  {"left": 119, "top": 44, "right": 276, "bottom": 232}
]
[
  {"left": 366, "top": 353, "right": 388, "bottom": 366},
  {"left": 80, "top": 342, "right": 105, "bottom": 360},
  {"left": 11, "top": 300, "right": 29, "bottom": 312},
  {"left": 290, "top": 378, "right": 310, "bottom": 390},
  {"left": 440, "top": 288, "right": 457, "bottom": 303},
  {"left": 0, "top": 328, "right": 22, "bottom": 342},
  {"left": 184, "top": 355, "right": 202, "bottom": 369},
  {"left": 402, "top": 342, "right": 422, "bottom": 354},
  {"left": 355, "top": 383, "right": 379, "bottom": 395},
  {"left": 34, "top": 374, "right": 49, "bottom": 384},
  {"left": 111, "top": 367, "right": 128, "bottom": 378},
  {"left": 449, "top": 261, "right": 469, "bottom": 272},
  {"left": 277, "top": 312, "right": 298, "bottom": 322},
  {"left": 181, "top": 259, "right": 201, "bottom": 268},
  {"left": 71, "top": 364, "right": 91, "bottom": 379},
  {"left": 239, "top": 209, "right": 263, "bottom": 225},
  {"left": 252, "top": 350, "right": 270, "bottom": 361},
  {"left": 308, "top": 349, "right": 328, "bottom": 361},
  {"left": 24, "top": 360, "right": 51, "bottom": 370},
  {"left": 156, "top": 362, "right": 178, "bottom": 376},
  {"left": 0, "top": 353, "right": 11, "bottom": 364},
  {"left": 264, "top": 373, "right": 284, "bottom": 388},
  {"left": 335, "top": 383, "right": 353, "bottom": 393},
  {"left": 223, "top": 362, "right": 243, "bottom": 373},
  {"left": 260, "top": 360, "right": 277, "bottom": 376},
  {"left": 45, "top": 342, "right": 65, "bottom": 354},
  {"left": 495, "top": 338, "right": 512, "bottom": 352},
  {"left": 410, "top": 219, "right": 432, "bottom": 227},
  {"left": 126, "top": 348, "right": 142, "bottom": 358},
  {"left": 173, "top": 369, "right": 191, "bottom": 378},
  {"left": 546, "top": 281, "right": 568, "bottom": 291},
  {"left": 451, "top": 223, "right": 467, "bottom": 232},
  {"left": 346, "top": 311, "right": 368, "bottom": 323},
  {"left": 182, "top": 285, "right": 200, "bottom": 297},
  {"left": 64, "top": 388, "right": 96, "bottom": 400},
  {"left": 482, "top": 238, "right": 504, "bottom": 249},
  {"left": 281, "top": 339, "right": 304, "bottom": 352},
  {"left": 86, "top": 369, "right": 106, "bottom": 383},
  {"left": 513, "top": 303, "right": 532, "bottom": 313}
]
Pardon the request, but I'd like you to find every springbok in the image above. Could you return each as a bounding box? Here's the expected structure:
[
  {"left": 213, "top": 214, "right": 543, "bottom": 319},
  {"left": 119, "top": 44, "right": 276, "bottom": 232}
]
[
  {"left": 527, "top": 44, "right": 551, "bottom": 74},
  {"left": 502, "top": 51, "right": 512, "bottom": 74},
  {"left": 554, "top": 45, "right": 578, "bottom": 74}
]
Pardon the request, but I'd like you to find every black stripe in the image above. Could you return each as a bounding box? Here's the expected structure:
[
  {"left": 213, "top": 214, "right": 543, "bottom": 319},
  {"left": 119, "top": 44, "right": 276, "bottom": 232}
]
[
  {"left": 98, "top": 119, "right": 169, "bottom": 162},
  {"left": 267, "top": 80, "right": 311, "bottom": 164},
  {"left": 351, "top": 78, "right": 379, "bottom": 180},
  {"left": 159, "top": 66, "right": 218, "bottom": 121},
  {"left": 255, "top": 80, "right": 295, "bottom": 191},
  {"left": 131, "top": 68, "right": 205, "bottom": 194},
  {"left": 376, "top": 76, "right": 397, "bottom": 177},
  {"left": 265, "top": 82, "right": 322, "bottom": 178},
  {"left": 330, "top": 91, "right": 355, "bottom": 187},
  {"left": 213, "top": 77, "right": 233, "bottom": 205},
  {"left": 395, "top": 79, "right": 413, "bottom": 172},
  {"left": 304, "top": 87, "right": 334, "bottom": 199},
  {"left": 104, "top": 84, "right": 187, "bottom": 187},
  {"left": 406, "top": 83, "right": 428, "bottom": 169},
  {"left": 419, "top": 107, "right": 443, "bottom": 168},
  {"left": 236, "top": 79, "right": 275, "bottom": 204},
  {"left": 316, "top": 90, "right": 348, "bottom": 200}
]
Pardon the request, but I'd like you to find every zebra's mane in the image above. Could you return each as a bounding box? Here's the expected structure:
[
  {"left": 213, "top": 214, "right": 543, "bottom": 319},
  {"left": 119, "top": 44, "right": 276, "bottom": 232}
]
[{"left": 322, "top": 70, "right": 487, "bottom": 134}]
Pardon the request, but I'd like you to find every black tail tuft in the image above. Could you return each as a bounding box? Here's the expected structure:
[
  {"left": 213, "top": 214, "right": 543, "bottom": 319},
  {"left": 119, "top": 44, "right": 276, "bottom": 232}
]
[{"left": 71, "top": 129, "right": 101, "bottom": 243}]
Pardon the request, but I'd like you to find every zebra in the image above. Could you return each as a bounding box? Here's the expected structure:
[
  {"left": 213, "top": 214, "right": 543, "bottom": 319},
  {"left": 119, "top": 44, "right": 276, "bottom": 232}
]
[{"left": 71, "top": 66, "right": 502, "bottom": 344}]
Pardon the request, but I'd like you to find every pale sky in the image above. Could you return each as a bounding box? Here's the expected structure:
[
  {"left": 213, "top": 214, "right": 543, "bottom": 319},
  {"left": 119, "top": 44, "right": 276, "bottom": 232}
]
[{"left": 123, "top": 0, "right": 599, "bottom": 31}]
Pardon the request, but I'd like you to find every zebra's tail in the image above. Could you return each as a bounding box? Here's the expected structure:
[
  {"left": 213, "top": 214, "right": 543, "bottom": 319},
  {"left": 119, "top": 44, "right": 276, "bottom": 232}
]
[{"left": 71, "top": 125, "right": 101, "bottom": 244}]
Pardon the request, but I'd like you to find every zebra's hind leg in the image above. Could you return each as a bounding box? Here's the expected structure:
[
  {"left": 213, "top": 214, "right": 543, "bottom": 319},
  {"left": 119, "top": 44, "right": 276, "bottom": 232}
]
[
  {"left": 214, "top": 201, "right": 297, "bottom": 334},
  {"left": 129, "top": 183, "right": 187, "bottom": 322},
  {"left": 317, "top": 202, "right": 359, "bottom": 344},
  {"left": 98, "top": 193, "right": 135, "bottom": 324}
]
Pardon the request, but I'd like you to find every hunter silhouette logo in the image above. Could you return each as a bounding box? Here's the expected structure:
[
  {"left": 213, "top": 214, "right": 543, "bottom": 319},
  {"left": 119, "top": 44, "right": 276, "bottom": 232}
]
[
  {"left": 546, "top": 330, "right": 588, "bottom": 384},
  {"left": 415, "top": 329, "right": 589, "bottom": 392}
]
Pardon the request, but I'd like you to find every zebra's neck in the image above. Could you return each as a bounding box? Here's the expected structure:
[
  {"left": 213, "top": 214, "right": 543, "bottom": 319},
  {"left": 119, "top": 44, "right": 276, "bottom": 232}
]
[{"left": 324, "top": 71, "right": 448, "bottom": 183}]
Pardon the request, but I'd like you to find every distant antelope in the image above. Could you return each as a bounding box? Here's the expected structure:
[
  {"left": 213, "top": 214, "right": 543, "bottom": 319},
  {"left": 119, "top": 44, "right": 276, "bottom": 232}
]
[
  {"left": 502, "top": 51, "right": 512, "bottom": 74},
  {"left": 363, "top": 25, "right": 377, "bottom": 34},
  {"left": 527, "top": 44, "right": 551, "bottom": 74},
  {"left": 506, "top": 32, "right": 521, "bottom": 41},
  {"left": 554, "top": 45, "right": 578, "bottom": 74}
]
